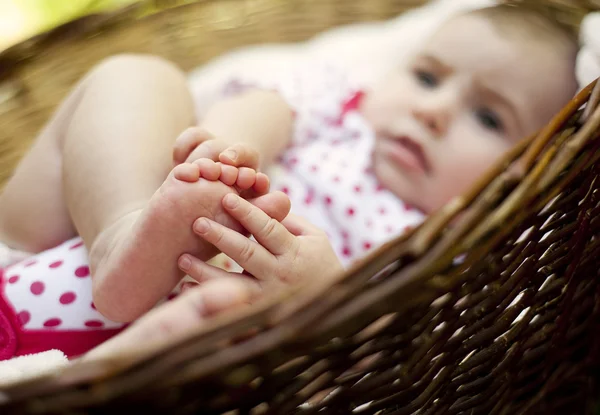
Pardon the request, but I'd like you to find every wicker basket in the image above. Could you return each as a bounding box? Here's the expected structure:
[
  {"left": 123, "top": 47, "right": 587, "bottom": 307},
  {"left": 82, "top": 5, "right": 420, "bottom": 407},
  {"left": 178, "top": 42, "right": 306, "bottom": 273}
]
[{"left": 1, "top": 0, "right": 600, "bottom": 413}]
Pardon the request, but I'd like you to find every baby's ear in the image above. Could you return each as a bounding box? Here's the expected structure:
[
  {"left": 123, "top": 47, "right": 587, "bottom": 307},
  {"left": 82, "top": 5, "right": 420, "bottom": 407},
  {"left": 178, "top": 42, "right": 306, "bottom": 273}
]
[{"left": 576, "top": 12, "right": 600, "bottom": 89}]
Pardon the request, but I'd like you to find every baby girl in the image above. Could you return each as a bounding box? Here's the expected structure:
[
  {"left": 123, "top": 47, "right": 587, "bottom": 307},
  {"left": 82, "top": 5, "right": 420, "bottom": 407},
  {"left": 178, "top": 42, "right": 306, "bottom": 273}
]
[{"left": 0, "top": 3, "right": 581, "bottom": 361}]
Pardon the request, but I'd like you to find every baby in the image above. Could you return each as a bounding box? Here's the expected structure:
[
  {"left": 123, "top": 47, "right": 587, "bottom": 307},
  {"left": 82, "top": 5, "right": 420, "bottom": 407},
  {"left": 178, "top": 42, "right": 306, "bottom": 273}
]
[{"left": 0, "top": 3, "right": 579, "bottom": 360}]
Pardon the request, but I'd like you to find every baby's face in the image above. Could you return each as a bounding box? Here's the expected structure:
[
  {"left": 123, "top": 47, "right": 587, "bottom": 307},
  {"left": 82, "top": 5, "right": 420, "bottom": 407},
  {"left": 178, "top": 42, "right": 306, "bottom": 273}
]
[{"left": 360, "top": 14, "right": 576, "bottom": 213}]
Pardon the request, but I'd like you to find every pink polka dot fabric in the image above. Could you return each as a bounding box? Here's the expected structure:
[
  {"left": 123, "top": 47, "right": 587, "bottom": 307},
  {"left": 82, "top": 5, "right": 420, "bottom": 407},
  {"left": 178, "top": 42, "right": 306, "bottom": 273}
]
[
  {"left": 3, "top": 239, "right": 123, "bottom": 332},
  {"left": 0, "top": 238, "right": 126, "bottom": 359},
  {"left": 224, "top": 61, "right": 425, "bottom": 267}
]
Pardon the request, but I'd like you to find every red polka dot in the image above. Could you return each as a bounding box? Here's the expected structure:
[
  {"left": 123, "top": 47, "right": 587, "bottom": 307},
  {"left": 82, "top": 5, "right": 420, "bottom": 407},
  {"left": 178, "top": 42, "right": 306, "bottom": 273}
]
[
  {"left": 354, "top": 185, "right": 362, "bottom": 193},
  {"left": 24, "top": 260, "right": 37, "bottom": 267},
  {"left": 310, "top": 165, "right": 319, "bottom": 173},
  {"left": 342, "top": 246, "right": 352, "bottom": 257},
  {"left": 341, "top": 230, "right": 350, "bottom": 240},
  {"left": 333, "top": 176, "right": 341, "bottom": 183},
  {"left": 7, "top": 275, "right": 19, "bottom": 284},
  {"left": 69, "top": 241, "right": 84, "bottom": 250},
  {"left": 30, "top": 281, "right": 45, "bottom": 295},
  {"left": 376, "top": 184, "right": 385, "bottom": 192},
  {"left": 91, "top": 302, "right": 97, "bottom": 310},
  {"left": 49, "top": 261, "right": 63, "bottom": 269},
  {"left": 280, "top": 186, "right": 290, "bottom": 195},
  {"left": 346, "top": 207, "right": 356, "bottom": 217},
  {"left": 304, "top": 191, "right": 314, "bottom": 205},
  {"left": 379, "top": 207, "right": 387, "bottom": 215},
  {"left": 43, "top": 318, "right": 62, "bottom": 328},
  {"left": 364, "top": 166, "right": 374, "bottom": 174},
  {"left": 363, "top": 241, "right": 372, "bottom": 250},
  {"left": 324, "top": 196, "right": 333, "bottom": 206},
  {"left": 75, "top": 266, "right": 90, "bottom": 278},
  {"left": 385, "top": 225, "right": 394, "bottom": 234},
  {"left": 17, "top": 311, "right": 30, "bottom": 326},
  {"left": 59, "top": 292, "right": 77, "bottom": 305},
  {"left": 404, "top": 203, "right": 416, "bottom": 211},
  {"left": 85, "top": 320, "right": 104, "bottom": 328},
  {"left": 167, "top": 293, "right": 178, "bottom": 301}
]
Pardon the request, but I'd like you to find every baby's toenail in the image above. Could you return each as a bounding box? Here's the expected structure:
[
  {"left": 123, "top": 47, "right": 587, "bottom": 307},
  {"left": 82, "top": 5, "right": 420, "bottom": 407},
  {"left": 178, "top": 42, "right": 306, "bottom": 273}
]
[
  {"left": 224, "top": 149, "right": 237, "bottom": 161},
  {"left": 223, "top": 194, "right": 239, "bottom": 209},
  {"left": 194, "top": 219, "right": 210, "bottom": 234},
  {"left": 179, "top": 255, "right": 192, "bottom": 271}
]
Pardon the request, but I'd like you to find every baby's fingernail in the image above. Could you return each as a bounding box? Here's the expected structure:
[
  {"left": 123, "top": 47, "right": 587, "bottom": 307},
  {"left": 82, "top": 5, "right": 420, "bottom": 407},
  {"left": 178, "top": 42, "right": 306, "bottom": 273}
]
[
  {"left": 179, "top": 255, "right": 192, "bottom": 271},
  {"left": 223, "top": 149, "right": 237, "bottom": 161},
  {"left": 194, "top": 218, "right": 210, "bottom": 234},
  {"left": 223, "top": 194, "right": 239, "bottom": 209}
]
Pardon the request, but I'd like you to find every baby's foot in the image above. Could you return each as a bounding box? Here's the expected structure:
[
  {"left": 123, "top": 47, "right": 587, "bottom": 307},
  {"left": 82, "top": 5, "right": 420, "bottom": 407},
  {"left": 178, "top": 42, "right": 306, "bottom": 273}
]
[{"left": 89, "top": 159, "right": 267, "bottom": 322}]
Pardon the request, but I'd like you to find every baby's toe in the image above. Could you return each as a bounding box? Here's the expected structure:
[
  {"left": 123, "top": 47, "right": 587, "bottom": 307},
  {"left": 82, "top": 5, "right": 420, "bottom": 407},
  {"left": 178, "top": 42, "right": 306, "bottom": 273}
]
[
  {"left": 172, "top": 163, "right": 200, "bottom": 182},
  {"left": 193, "top": 158, "right": 221, "bottom": 181}
]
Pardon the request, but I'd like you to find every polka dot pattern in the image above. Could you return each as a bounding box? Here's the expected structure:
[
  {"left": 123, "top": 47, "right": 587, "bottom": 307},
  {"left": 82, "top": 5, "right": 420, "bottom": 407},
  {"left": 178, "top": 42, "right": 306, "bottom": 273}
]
[
  {"left": 253, "top": 61, "right": 425, "bottom": 267},
  {"left": 75, "top": 266, "right": 90, "bottom": 278},
  {"left": 59, "top": 292, "right": 77, "bottom": 305},
  {"left": 30, "top": 282, "right": 45, "bottom": 296},
  {"left": 2, "top": 237, "right": 124, "bottom": 333}
]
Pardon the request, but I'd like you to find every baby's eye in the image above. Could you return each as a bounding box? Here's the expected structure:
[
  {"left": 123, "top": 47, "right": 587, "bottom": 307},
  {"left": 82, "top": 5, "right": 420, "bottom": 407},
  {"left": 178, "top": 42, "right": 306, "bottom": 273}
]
[
  {"left": 475, "top": 107, "right": 503, "bottom": 132},
  {"left": 415, "top": 69, "right": 438, "bottom": 88}
]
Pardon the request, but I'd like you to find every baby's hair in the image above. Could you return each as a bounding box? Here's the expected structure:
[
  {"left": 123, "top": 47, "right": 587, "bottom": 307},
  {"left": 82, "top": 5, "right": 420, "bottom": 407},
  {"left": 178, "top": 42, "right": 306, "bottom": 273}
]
[{"left": 467, "top": 4, "right": 579, "bottom": 58}]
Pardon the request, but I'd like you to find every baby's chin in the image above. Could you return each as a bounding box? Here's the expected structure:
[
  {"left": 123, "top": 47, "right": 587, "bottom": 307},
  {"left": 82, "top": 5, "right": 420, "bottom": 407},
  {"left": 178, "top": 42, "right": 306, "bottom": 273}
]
[{"left": 372, "top": 149, "right": 427, "bottom": 212}]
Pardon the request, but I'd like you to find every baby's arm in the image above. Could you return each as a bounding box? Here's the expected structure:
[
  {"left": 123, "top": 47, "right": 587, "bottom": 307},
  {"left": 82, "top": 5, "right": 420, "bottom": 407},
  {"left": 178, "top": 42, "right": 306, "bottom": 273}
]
[{"left": 179, "top": 193, "right": 344, "bottom": 291}]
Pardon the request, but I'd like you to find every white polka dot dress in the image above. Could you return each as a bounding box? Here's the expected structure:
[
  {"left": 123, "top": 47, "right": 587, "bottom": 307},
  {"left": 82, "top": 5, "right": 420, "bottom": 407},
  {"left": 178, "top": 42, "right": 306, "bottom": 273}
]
[{"left": 222, "top": 61, "right": 426, "bottom": 267}]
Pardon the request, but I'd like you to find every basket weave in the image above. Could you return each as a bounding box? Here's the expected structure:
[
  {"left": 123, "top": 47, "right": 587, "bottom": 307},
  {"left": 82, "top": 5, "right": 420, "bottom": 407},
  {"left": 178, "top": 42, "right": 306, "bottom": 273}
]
[{"left": 1, "top": 0, "right": 600, "bottom": 413}]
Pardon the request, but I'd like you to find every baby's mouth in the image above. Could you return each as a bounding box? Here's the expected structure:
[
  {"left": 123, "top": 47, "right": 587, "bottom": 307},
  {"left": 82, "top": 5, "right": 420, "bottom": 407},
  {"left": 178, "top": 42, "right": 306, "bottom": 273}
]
[{"left": 387, "top": 135, "right": 431, "bottom": 175}]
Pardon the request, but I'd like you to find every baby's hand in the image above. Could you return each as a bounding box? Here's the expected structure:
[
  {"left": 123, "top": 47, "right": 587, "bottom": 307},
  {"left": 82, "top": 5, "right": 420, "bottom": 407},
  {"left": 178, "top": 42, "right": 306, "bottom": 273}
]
[{"left": 178, "top": 193, "right": 344, "bottom": 290}]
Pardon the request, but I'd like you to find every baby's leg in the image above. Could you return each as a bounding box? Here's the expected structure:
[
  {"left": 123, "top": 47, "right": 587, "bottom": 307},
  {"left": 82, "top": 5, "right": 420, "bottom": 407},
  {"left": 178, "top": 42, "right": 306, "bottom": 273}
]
[
  {"left": 0, "top": 80, "right": 86, "bottom": 252},
  {"left": 0, "top": 55, "right": 194, "bottom": 253}
]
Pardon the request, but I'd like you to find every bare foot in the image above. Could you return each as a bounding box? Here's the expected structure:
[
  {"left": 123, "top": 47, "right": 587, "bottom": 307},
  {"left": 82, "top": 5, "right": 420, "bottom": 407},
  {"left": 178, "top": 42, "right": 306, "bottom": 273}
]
[{"left": 88, "top": 159, "right": 277, "bottom": 322}]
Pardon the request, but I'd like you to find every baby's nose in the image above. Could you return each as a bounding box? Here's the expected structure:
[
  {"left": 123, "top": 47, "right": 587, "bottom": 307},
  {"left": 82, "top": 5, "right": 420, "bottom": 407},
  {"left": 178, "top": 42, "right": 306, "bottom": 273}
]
[{"left": 412, "top": 107, "right": 449, "bottom": 138}]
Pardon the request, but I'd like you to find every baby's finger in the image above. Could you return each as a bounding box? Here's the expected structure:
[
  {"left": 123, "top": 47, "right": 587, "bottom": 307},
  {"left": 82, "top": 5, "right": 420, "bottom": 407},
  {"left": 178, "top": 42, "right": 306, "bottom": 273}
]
[
  {"left": 219, "top": 144, "right": 260, "bottom": 170},
  {"left": 192, "top": 218, "right": 275, "bottom": 281},
  {"left": 222, "top": 194, "right": 295, "bottom": 256},
  {"left": 236, "top": 167, "right": 257, "bottom": 190},
  {"left": 173, "top": 127, "right": 214, "bottom": 165},
  {"left": 178, "top": 254, "right": 261, "bottom": 294},
  {"left": 248, "top": 191, "right": 291, "bottom": 222},
  {"left": 282, "top": 213, "right": 324, "bottom": 236}
]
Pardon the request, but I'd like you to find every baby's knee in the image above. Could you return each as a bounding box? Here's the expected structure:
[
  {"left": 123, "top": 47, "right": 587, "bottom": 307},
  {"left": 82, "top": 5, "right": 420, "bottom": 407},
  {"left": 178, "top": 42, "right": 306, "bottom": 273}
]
[{"left": 89, "top": 54, "right": 187, "bottom": 85}]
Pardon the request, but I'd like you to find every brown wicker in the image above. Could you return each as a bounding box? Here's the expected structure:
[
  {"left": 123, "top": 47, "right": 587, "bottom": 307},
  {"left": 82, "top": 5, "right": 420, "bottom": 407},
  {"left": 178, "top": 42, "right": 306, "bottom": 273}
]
[{"left": 1, "top": 0, "right": 600, "bottom": 414}]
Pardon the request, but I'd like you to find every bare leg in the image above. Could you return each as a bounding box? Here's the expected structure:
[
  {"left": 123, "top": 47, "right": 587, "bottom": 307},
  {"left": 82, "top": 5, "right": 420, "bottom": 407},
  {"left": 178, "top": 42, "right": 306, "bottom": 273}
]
[
  {"left": 0, "top": 81, "right": 86, "bottom": 252},
  {"left": 0, "top": 54, "right": 289, "bottom": 323},
  {"left": 0, "top": 54, "right": 194, "bottom": 252}
]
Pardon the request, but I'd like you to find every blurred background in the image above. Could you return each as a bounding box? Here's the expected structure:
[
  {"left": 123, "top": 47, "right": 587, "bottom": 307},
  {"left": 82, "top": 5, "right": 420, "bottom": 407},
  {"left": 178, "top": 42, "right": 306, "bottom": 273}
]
[{"left": 0, "top": 0, "right": 138, "bottom": 51}]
